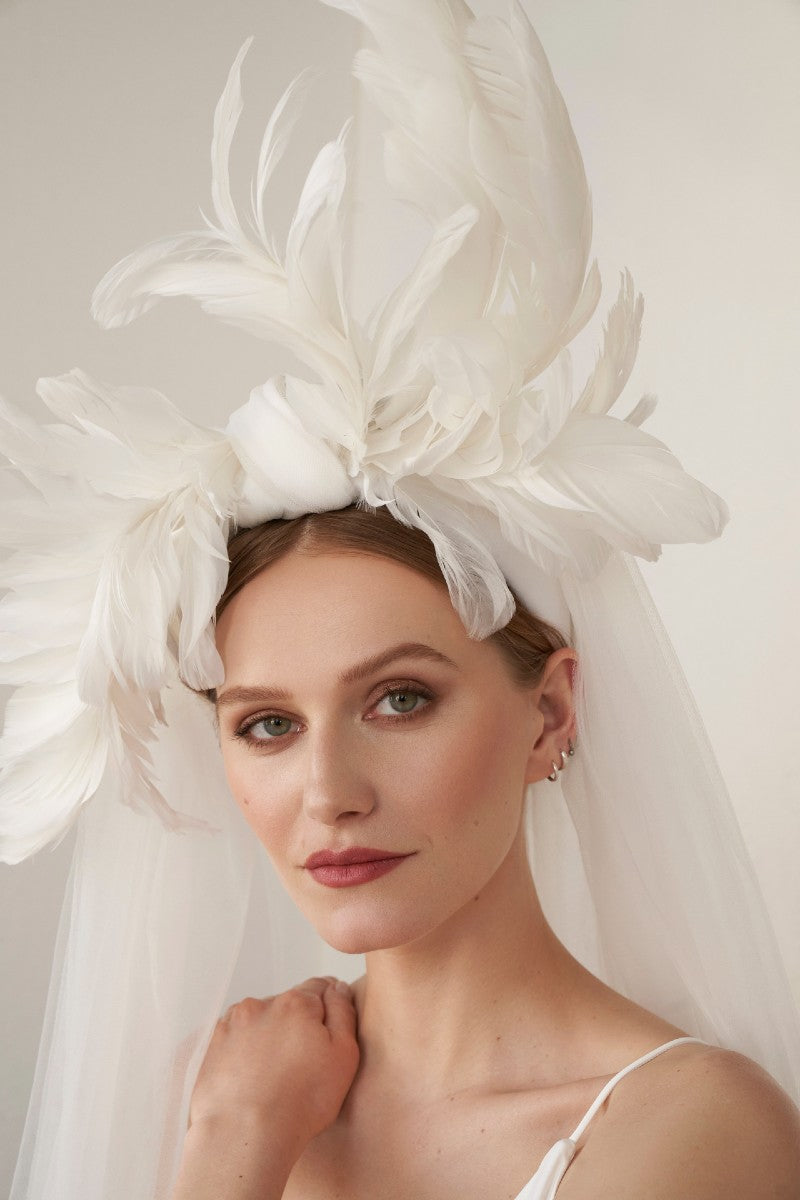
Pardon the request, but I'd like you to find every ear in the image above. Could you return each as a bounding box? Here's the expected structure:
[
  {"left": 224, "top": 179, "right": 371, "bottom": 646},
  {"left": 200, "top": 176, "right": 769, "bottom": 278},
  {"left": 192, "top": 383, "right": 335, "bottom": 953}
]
[{"left": 524, "top": 647, "right": 578, "bottom": 785}]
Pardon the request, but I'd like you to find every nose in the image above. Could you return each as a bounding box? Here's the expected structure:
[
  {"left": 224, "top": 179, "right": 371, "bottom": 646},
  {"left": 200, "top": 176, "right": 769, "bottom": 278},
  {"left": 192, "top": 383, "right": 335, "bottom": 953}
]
[{"left": 301, "top": 725, "right": 377, "bottom": 825}]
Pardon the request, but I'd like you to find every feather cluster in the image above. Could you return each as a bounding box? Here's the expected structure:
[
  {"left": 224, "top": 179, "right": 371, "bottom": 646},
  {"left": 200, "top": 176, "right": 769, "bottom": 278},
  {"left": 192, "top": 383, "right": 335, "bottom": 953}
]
[
  {"left": 1, "top": 0, "right": 728, "bottom": 861},
  {"left": 0, "top": 371, "right": 245, "bottom": 859}
]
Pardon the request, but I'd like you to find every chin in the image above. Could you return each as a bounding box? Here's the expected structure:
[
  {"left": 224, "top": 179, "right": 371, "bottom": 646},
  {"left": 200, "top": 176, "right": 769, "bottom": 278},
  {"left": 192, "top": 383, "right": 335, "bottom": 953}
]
[
  {"left": 316, "top": 914, "right": 420, "bottom": 956},
  {"left": 302, "top": 900, "right": 436, "bottom": 956}
]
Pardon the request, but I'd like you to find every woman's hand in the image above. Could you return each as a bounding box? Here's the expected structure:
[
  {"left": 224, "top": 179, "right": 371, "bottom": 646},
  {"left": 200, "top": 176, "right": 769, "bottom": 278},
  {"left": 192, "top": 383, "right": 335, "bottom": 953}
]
[
  {"left": 171, "top": 977, "right": 360, "bottom": 1200},
  {"left": 192, "top": 975, "right": 360, "bottom": 1143}
]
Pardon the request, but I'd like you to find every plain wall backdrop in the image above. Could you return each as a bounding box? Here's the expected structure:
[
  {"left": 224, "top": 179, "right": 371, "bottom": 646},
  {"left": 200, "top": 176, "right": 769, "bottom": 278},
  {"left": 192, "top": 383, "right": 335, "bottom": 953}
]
[{"left": 1, "top": 0, "right": 798, "bottom": 1192}]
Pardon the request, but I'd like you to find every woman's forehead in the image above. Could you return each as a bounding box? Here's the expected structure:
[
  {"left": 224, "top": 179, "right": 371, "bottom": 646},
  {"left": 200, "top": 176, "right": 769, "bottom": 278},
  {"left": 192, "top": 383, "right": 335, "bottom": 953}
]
[
  {"left": 225, "top": 547, "right": 448, "bottom": 614},
  {"left": 218, "top": 549, "right": 458, "bottom": 648},
  {"left": 214, "top": 548, "right": 498, "bottom": 689}
]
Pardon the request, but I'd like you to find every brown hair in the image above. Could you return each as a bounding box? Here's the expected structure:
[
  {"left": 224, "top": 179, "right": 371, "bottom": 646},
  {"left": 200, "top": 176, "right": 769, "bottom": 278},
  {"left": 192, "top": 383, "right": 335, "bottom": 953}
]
[{"left": 215, "top": 505, "right": 567, "bottom": 691}]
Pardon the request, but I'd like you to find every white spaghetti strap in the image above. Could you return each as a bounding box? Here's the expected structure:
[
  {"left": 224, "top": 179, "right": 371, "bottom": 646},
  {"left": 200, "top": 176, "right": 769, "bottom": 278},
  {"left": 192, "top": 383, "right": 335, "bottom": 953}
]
[
  {"left": 512, "top": 1037, "right": 710, "bottom": 1200},
  {"left": 569, "top": 1037, "right": 707, "bottom": 1144}
]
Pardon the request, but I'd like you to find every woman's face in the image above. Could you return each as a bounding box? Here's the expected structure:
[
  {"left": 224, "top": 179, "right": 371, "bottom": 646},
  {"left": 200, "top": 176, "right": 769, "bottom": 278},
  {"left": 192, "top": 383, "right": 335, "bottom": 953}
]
[{"left": 215, "top": 549, "right": 574, "bottom": 954}]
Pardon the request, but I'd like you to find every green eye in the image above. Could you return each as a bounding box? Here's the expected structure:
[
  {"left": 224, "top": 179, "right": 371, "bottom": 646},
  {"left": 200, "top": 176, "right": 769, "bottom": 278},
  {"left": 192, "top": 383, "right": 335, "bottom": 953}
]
[
  {"left": 250, "top": 716, "right": 294, "bottom": 739},
  {"left": 375, "top": 687, "right": 433, "bottom": 718}
]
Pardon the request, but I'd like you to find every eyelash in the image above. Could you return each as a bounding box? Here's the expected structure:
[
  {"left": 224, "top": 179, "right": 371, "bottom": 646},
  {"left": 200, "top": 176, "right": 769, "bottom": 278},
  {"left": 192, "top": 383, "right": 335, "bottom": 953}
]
[{"left": 233, "top": 681, "right": 435, "bottom": 748}]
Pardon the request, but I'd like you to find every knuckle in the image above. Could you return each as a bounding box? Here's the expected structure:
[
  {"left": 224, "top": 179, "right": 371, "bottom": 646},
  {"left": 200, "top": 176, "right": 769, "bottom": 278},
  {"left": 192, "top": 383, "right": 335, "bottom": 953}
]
[
  {"left": 238, "top": 996, "right": 263, "bottom": 1013},
  {"left": 226, "top": 995, "right": 268, "bottom": 1022},
  {"left": 276, "top": 988, "right": 317, "bottom": 1011},
  {"left": 296, "top": 978, "right": 326, "bottom": 994}
]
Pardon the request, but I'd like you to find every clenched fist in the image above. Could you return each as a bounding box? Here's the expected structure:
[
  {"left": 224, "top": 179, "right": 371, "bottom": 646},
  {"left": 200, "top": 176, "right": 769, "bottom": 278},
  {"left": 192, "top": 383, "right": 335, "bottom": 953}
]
[{"left": 172, "top": 977, "right": 360, "bottom": 1200}]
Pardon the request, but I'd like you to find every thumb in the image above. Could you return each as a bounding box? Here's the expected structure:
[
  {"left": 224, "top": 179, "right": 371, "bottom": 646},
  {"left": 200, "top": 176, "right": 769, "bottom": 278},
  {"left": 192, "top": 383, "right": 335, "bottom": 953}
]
[{"left": 323, "top": 980, "right": 358, "bottom": 1042}]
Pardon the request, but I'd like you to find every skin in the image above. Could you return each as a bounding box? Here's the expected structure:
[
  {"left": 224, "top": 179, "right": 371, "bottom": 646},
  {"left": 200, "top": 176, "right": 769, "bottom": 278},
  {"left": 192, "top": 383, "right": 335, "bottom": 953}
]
[{"left": 171, "top": 549, "right": 800, "bottom": 1200}]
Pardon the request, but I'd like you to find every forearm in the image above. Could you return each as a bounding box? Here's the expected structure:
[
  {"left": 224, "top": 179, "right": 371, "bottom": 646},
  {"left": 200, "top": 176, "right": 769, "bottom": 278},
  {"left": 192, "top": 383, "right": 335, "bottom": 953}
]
[{"left": 170, "top": 1111, "right": 304, "bottom": 1200}]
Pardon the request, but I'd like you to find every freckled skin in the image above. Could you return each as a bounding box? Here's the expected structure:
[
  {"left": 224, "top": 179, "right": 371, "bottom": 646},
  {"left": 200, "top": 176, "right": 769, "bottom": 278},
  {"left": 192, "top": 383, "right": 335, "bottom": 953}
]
[{"left": 214, "top": 549, "right": 575, "bottom": 956}]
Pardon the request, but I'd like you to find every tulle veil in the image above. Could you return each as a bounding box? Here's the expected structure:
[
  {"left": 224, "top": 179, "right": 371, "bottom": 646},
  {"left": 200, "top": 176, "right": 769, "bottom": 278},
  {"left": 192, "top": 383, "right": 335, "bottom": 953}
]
[
  {"left": 5, "top": 3, "right": 800, "bottom": 1198},
  {"left": 10, "top": 546, "right": 800, "bottom": 1200}
]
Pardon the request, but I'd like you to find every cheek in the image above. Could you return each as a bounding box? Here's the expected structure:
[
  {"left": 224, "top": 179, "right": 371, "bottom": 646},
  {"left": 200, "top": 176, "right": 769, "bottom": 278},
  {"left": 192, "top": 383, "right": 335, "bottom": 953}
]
[
  {"left": 221, "top": 749, "right": 295, "bottom": 858},
  {"left": 405, "top": 701, "right": 529, "bottom": 848}
]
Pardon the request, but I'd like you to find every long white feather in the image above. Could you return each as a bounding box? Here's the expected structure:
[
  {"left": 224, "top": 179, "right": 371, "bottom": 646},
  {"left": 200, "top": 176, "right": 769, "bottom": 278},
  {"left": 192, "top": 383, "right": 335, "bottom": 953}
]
[
  {"left": 366, "top": 204, "right": 479, "bottom": 390},
  {"left": 251, "top": 67, "right": 321, "bottom": 253},
  {"left": 284, "top": 124, "right": 353, "bottom": 345},
  {"left": 91, "top": 43, "right": 363, "bottom": 404}
]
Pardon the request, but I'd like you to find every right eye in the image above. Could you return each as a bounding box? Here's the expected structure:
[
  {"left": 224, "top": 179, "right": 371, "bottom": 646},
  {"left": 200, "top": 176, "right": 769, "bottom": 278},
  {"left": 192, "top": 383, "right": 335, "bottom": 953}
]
[{"left": 237, "top": 714, "right": 299, "bottom": 742}]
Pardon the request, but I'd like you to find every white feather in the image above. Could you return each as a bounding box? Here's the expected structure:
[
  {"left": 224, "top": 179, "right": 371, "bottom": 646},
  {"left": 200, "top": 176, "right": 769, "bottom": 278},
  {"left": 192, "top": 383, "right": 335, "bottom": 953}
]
[
  {"left": 210, "top": 37, "right": 255, "bottom": 246},
  {"left": 251, "top": 67, "right": 321, "bottom": 253},
  {"left": 226, "top": 380, "right": 355, "bottom": 525},
  {"left": 91, "top": 46, "right": 363, "bottom": 404},
  {"left": 0, "top": 683, "right": 87, "bottom": 761},
  {"left": 0, "top": 709, "right": 108, "bottom": 864},
  {"left": 386, "top": 478, "right": 515, "bottom": 639},
  {"left": 574, "top": 270, "right": 644, "bottom": 417},
  {"left": 0, "top": 644, "right": 77, "bottom": 687},
  {"left": 524, "top": 416, "right": 730, "bottom": 564},
  {"left": 465, "top": 7, "right": 592, "bottom": 368},
  {"left": 284, "top": 124, "right": 353, "bottom": 349},
  {"left": 366, "top": 204, "right": 479, "bottom": 391}
]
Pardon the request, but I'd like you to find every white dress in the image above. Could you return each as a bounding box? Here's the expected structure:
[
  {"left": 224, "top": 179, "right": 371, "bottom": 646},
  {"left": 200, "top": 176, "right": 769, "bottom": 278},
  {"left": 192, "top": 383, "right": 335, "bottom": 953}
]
[{"left": 512, "top": 1037, "right": 706, "bottom": 1200}]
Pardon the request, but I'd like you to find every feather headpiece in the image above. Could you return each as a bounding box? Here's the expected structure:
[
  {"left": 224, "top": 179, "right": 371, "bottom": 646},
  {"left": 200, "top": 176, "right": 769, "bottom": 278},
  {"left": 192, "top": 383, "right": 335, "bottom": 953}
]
[{"left": 0, "top": 0, "right": 728, "bottom": 863}]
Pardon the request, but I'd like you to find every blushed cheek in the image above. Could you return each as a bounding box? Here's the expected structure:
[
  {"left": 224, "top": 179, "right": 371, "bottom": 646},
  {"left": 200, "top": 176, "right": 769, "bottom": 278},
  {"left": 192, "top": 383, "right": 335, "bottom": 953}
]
[
  {"left": 455, "top": 713, "right": 513, "bottom": 789},
  {"left": 442, "top": 715, "right": 525, "bottom": 839}
]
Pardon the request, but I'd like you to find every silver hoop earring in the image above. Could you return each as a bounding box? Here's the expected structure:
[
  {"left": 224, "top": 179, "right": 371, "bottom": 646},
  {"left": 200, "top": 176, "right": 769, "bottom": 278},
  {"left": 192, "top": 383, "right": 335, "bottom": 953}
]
[{"left": 547, "top": 737, "right": 577, "bottom": 782}]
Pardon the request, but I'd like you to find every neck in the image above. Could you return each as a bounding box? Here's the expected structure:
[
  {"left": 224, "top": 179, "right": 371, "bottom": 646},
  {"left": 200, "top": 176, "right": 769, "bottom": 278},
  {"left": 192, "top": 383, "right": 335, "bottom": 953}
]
[{"left": 351, "top": 825, "right": 593, "bottom": 1100}]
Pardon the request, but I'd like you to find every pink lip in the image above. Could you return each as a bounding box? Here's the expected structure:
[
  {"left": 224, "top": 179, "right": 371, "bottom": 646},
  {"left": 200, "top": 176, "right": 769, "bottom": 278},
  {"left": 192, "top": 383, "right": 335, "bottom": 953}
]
[{"left": 304, "top": 846, "right": 414, "bottom": 889}]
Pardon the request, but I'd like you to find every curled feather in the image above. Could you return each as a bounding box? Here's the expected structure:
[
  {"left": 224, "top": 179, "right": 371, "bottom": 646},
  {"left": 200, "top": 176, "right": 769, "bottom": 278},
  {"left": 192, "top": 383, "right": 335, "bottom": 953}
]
[{"left": 574, "top": 270, "right": 644, "bottom": 418}]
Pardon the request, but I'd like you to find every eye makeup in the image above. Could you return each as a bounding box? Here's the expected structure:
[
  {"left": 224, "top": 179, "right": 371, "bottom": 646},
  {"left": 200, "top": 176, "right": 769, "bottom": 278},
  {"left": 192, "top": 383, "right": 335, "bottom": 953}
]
[{"left": 231, "top": 679, "right": 436, "bottom": 750}]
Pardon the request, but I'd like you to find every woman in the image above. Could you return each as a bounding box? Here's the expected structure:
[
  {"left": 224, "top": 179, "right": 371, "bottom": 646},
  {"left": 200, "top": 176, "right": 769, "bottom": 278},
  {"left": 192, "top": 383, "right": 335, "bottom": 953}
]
[
  {"left": 3, "top": 2, "right": 800, "bottom": 1197},
  {"left": 168, "top": 509, "right": 799, "bottom": 1199}
]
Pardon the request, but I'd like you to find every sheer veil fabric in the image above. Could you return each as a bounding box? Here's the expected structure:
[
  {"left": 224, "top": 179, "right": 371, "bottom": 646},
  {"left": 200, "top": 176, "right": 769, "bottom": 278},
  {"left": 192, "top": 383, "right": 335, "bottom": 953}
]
[
  {"left": 10, "top": 551, "right": 800, "bottom": 1199},
  {"left": 4, "top": 2, "right": 800, "bottom": 1199}
]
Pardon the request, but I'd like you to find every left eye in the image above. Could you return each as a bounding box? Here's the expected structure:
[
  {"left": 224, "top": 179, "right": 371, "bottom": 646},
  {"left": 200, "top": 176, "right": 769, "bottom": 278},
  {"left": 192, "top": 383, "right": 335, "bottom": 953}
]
[{"left": 374, "top": 688, "right": 429, "bottom": 717}]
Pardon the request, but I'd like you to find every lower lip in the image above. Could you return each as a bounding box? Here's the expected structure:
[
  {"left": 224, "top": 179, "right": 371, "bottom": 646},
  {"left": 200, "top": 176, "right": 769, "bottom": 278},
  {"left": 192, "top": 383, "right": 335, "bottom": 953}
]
[{"left": 307, "top": 856, "right": 412, "bottom": 888}]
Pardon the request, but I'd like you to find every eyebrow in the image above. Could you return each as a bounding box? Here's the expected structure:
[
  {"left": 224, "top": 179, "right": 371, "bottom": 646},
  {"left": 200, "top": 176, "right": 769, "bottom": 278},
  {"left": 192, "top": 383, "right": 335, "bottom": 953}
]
[{"left": 215, "top": 641, "right": 459, "bottom": 708}]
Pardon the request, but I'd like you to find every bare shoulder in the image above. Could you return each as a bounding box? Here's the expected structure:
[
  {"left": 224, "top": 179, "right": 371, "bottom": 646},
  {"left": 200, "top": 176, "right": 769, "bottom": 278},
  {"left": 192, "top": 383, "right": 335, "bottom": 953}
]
[{"left": 560, "top": 1042, "right": 800, "bottom": 1200}]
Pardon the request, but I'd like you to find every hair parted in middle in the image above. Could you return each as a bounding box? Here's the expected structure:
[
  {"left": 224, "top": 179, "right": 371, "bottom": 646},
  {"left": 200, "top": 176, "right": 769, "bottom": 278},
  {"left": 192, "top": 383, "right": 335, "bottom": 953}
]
[{"left": 214, "top": 504, "right": 569, "bottom": 697}]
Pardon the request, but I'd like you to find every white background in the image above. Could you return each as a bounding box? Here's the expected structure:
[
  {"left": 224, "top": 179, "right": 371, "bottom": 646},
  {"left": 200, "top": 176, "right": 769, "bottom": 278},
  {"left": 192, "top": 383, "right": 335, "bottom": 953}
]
[{"left": 1, "top": 0, "right": 798, "bottom": 1191}]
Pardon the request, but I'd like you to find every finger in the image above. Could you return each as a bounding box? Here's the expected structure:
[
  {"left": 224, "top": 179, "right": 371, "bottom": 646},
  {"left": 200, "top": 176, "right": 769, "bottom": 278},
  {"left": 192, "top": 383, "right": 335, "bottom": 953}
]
[
  {"left": 295, "top": 976, "right": 336, "bottom": 994},
  {"left": 322, "top": 980, "right": 358, "bottom": 1041}
]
